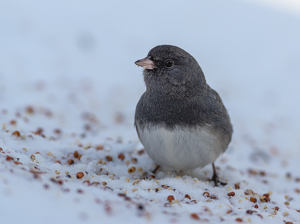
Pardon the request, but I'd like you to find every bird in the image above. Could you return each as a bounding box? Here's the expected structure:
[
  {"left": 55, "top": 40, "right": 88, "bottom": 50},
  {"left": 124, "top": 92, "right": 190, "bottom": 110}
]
[{"left": 134, "top": 45, "right": 233, "bottom": 186}]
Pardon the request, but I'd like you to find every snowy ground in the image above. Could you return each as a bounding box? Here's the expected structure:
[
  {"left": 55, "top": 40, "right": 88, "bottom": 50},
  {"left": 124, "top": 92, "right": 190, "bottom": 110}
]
[{"left": 0, "top": 0, "right": 300, "bottom": 223}]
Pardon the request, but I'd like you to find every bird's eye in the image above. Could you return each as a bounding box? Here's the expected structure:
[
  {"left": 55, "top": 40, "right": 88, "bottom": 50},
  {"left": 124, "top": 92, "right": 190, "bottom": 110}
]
[{"left": 164, "top": 59, "right": 174, "bottom": 68}]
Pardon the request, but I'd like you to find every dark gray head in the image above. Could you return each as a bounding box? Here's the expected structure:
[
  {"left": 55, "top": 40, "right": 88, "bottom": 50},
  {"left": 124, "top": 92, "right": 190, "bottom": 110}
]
[{"left": 135, "top": 45, "right": 207, "bottom": 100}]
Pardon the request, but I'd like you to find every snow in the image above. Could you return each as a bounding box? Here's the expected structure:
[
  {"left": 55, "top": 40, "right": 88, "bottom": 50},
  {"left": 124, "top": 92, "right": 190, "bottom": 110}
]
[{"left": 0, "top": 0, "right": 300, "bottom": 223}]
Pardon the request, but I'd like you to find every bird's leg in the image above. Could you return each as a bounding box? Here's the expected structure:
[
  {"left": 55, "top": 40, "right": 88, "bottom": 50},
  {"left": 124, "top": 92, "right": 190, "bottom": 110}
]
[
  {"left": 152, "top": 165, "right": 161, "bottom": 174},
  {"left": 210, "top": 163, "right": 227, "bottom": 186}
]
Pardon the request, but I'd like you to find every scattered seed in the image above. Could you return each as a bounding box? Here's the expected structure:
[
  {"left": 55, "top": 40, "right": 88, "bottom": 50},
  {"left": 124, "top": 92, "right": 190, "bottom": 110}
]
[
  {"left": 167, "top": 195, "right": 175, "bottom": 202},
  {"left": 77, "top": 189, "right": 84, "bottom": 194},
  {"left": 185, "top": 194, "right": 191, "bottom": 200},
  {"left": 131, "top": 158, "right": 138, "bottom": 164},
  {"left": 235, "top": 183, "right": 240, "bottom": 189},
  {"left": 76, "top": 172, "right": 84, "bottom": 179},
  {"left": 227, "top": 192, "right": 235, "bottom": 197},
  {"left": 12, "top": 130, "right": 20, "bottom": 137},
  {"left": 128, "top": 167, "right": 136, "bottom": 173},
  {"left": 227, "top": 210, "right": 233, "bottom": 214},
  {"left": 203, "top": 192, "right": 210, "bottom": 197},
  {"left": 132, "top": 188, "right": 138, "bottom": 192},
  {"left": 96, "top": 145, "right": 104, "bottom": 150},
  {"left": 106, "top": 156, "right": 113, "bottom": 161},
  {"left": 250, "top": 197, "right": 257, "bottom": 203},
  {"left": 68, "top": 159, "right": 74, "bottom": 165},
  {"left": 118, "top": 153, "right": 125, "bottom": 161},
  {"left": 235, "top": 218, "right": 243, "bottom": 222},
  {"left": 257, "top": 214, "right": 263, "bottom": 219},
  {"left": 6, "top": 156, "right": 14, "bottom": 161},
  {"left": 190, "top": 213, "right": 200, "bottom": 220},
  {"left": 10, "top": 120, "right": 17, "bottom": 125},
  {"left": 102, "top": 181, "right": 107, "bottom": 186},
  {"left": 274, "top": 206, "right": 279, "bottom": 211},
  {"left": 74, "top": 151, "right": 79, "bottom": 158},
  {"left": 246, "top": 210, "right": 253, "bottom": 214}
]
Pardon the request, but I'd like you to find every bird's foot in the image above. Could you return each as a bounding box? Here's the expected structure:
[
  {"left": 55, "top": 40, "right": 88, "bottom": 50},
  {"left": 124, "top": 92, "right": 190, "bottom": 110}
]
[
  {"left": 209, "top": 173, "right": 227, "bottom": 187},
  {"left": 152, "top": 165, "right": 160, "bottom": 175},
  {"left": 210, "top": 163, "right": 227, "bottom": 187}
]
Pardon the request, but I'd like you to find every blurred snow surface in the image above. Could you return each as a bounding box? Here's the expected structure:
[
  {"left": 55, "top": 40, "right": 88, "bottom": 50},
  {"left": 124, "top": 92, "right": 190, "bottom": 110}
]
[{"left": 0, "top": 0, "right": 300, "bottom": 223}]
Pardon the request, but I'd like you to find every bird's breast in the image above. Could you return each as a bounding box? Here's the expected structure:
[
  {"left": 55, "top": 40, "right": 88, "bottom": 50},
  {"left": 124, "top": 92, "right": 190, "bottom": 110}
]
[{"left": 136, "top": 124, "right": 224, "bottom": 171}]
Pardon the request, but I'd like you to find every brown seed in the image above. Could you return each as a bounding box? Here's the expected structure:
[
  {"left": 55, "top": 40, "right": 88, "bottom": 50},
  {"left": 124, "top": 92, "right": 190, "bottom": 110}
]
[
  {"left": 257, "top": 214, "right": 263, "bottom": 219},
  {"left": 295, "top": 188, "right": 300, "bottom": 194},
  {"left": 235, "top": 183, "right": 240, "bottom": 189},
  {"left": 77, "top": 189, "right": 84, "bottom": 194},
  {"left": 210, "top": 195, "right": 218, "bottom": 200},
  {"left": 131, "top": 158, "right": 138, "bottom": 164},
  {"left": 83, "top": 180, "right": 90, "bottom": 185},
  {"left": 106, "top": 155, "right": 113, "bottom": 161},
  {"left": 185, "top": 194, "right": 191, "bottom": 199},
  {"left": 57, "top": 180, "right": 63, "bottom": 185},
  {"left": 14, "top": 161, "right": 23, "bottom": 165},
  {"left": 55, "top": 160, "right": 61, "bottom": 164},
  {"left": 102, "top": 181, "right": 107, "bottom": 186},
  {"left": 167, "top": 195, "right": 175, "bottom": 202},
  {"left": 26, "top": 106, "right": 34, "bottom": 114},
  {"left": 297, "top": 209, "right": 300, "bottom": 213},
  {"left": 6, "top": 156, "right": 14, "bottom": 161},
  {"left": 227, "top": 210, "right": 233, "bottom": 214},
  {"left": 274, "top": 206, "right": 279, "bottom": 211},
  {"left": 95, "top": 145, "right": 104, "bottom": 150},
  {"left": 248, "top": 169, "right": 258, "bottom": 175},
  {"left": 285, "top": 202, "right": 290, "bottom": 206},
  {"left": 227, "top": 192, "right": 235, "bottom": 197},
  {"left": 128, "top": 167, "right": 136, "bottom": 173},
  {"left": 190, "top": 213, "right": 200, "bottom": 220},
  {"left": 203, "top": 192, "right": 210, "bottom": 197},
  {"left": 54, "top": 129, "right": 61, "bottom": 134},
  {"left": 12, "top": 130, "right": 20, "bottom": 137},
  {"left": 137, "top": 149, "right": 145, "bottom": 155},
  {"left": 235, "top": 218, "right": 243, "bottom": 222},
  {"left": 254, "top": 204, "right": 259, "bottom": 209},
  {"left": 78, "top": 155, "right": 82, "bottom": 160},
  {"left": 10, "top": 120, "right": 17, "bottom": 125},
  {"left": 74, "top": 151, "right": 79, "bottom": 158},
  {"left": 259, "top": 170, "right": 266, "bottom": 176},
  {"left": 285, "top": 222, "right": 293, "bottom": 224},
  {"left": 76, "top": 172, "right": 84, "bottom": 179},
  {"left": 250, "top": 197, "right": 257, "bottom": 203},
  {"left": 34, "top": 128, "right": 43, "bottom": 135},
  {"left": 263, "top": 193, "right": 270, "bottom": 198},
  {"left": 260, "top": 195, "right": 270, "bottom": 203},
  {"left": 118, "top": 153, "right": 125, "bottom": 161},
  {"left": 246, "top": 210, "right": 253, "bottom": 214},
  {"left": 68, "top": 159, "right": 74, "bottom": 165}
]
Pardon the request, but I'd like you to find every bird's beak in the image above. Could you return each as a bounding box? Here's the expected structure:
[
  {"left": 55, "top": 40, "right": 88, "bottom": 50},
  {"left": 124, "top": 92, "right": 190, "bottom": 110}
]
[{"left": 135, "top": 57, "right": 156, "bottom": 70}]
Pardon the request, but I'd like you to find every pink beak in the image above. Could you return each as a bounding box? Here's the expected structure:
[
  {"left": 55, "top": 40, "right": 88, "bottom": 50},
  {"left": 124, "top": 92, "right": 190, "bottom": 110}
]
[{"left": 135, "top": 57, "right": 156, "bottom": 70}]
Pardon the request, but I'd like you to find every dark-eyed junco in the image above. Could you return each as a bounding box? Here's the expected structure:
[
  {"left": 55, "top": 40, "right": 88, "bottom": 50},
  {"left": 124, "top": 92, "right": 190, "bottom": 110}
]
[{"left": 134, "top": 45, "right": 233, "bottom": 186}]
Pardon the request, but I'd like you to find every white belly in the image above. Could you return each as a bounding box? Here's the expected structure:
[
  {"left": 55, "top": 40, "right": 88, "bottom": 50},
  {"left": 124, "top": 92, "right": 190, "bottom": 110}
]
[{"left": 137, "top": 124, "right": 223, "bottom": 171}]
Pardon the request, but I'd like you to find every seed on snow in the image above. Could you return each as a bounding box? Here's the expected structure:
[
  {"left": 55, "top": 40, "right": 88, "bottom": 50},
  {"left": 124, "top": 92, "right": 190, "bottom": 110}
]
[
  {"left": 76, "top": 172, "right": 84, "bottom": 179},
  {"left": 128, "top": 167, "right": 136, "bottom": 173}
]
